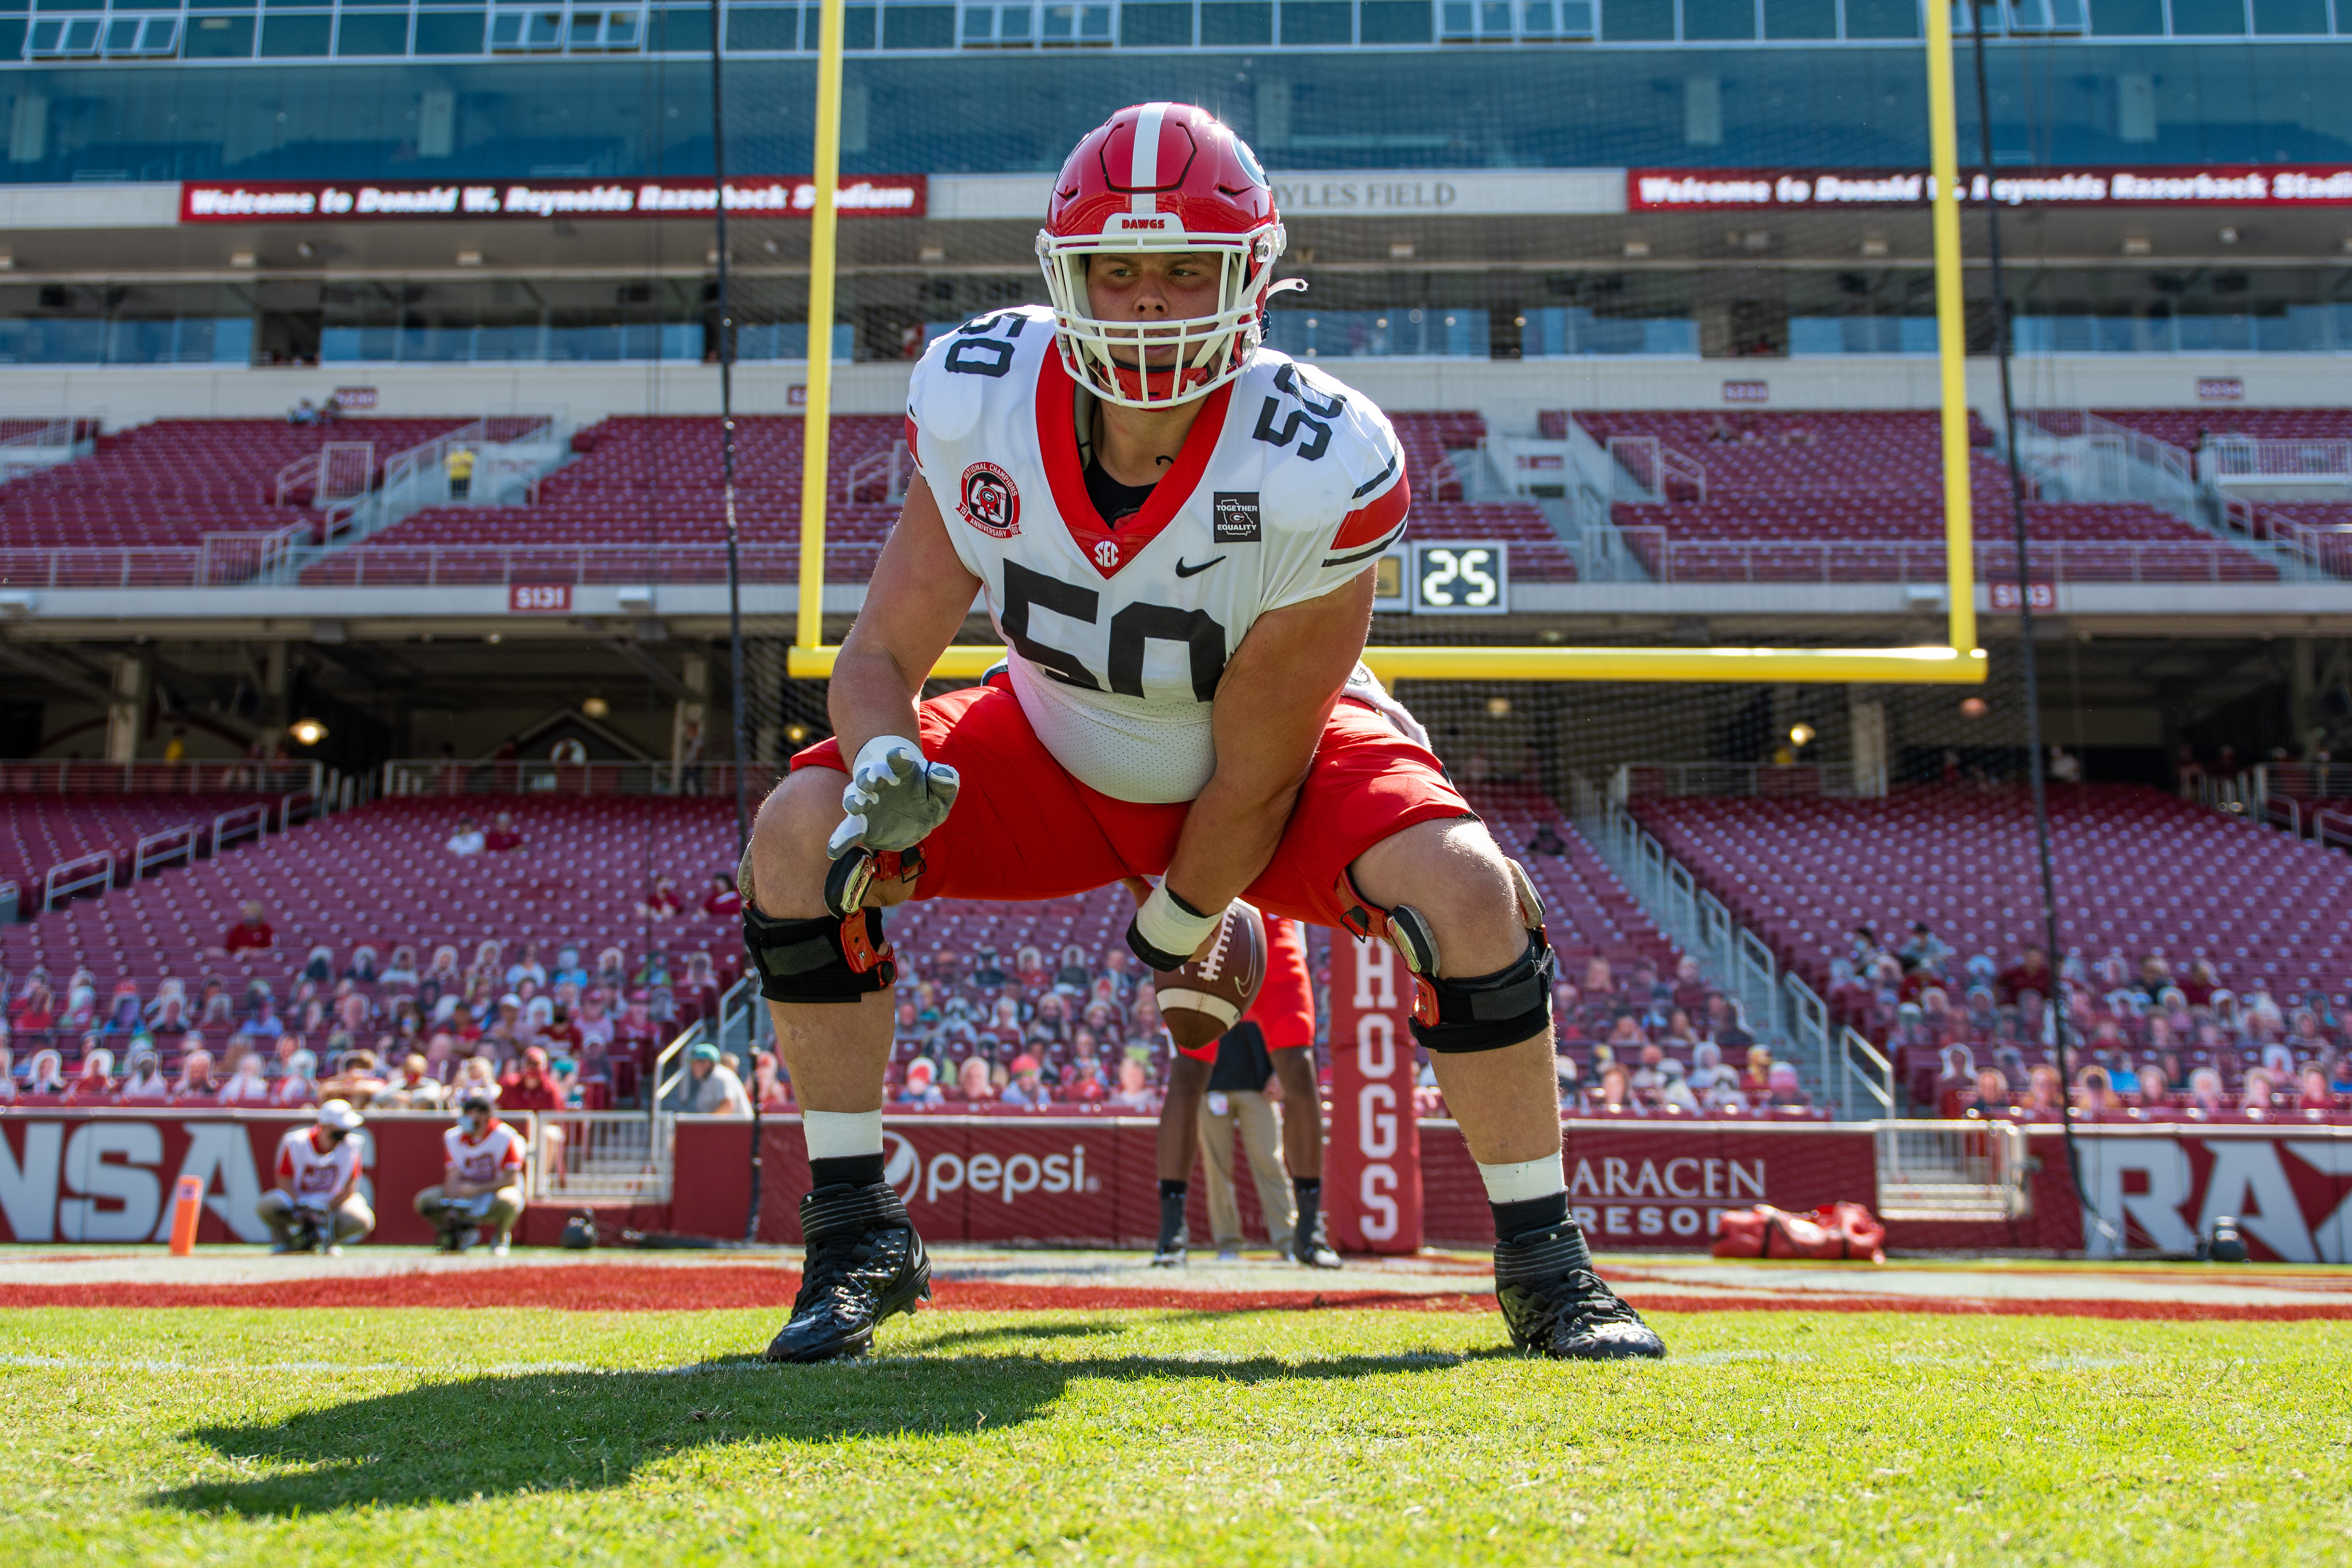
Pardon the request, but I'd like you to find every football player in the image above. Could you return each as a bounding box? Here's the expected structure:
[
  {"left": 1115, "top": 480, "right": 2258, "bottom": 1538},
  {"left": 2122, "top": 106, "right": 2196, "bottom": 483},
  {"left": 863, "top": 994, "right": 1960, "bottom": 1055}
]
[
  {"left": 743, "top": 102, "right": 1662, "bottom": 1364},
  {"left": 257, "top": 1098, "right": 373, "bottom": 1255},
  {"left": 412, "top": 1088, "right": 528, "bottom": 1254},
  {"left": 1150, "top": 911, "right": 1340, "bottom": 1269}
]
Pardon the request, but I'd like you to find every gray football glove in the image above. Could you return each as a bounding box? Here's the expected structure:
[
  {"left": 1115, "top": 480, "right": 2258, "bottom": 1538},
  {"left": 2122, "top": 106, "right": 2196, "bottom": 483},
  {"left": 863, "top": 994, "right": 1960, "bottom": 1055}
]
[{"left": 826, "top": 735, "right": 961, "bottom": 859}]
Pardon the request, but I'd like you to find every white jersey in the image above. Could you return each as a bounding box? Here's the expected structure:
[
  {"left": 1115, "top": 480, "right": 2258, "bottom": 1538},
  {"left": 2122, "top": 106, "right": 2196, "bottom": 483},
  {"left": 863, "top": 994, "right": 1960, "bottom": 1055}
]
[
  {"left": 908, "top": 306, "right": 1410, "bottom": 803},
  {"left": 443, "top": 1119, "right": 528, "bottom": 1186},
  {"left": 275, "top": 1126, "right": 361, "bottom": 1204}
]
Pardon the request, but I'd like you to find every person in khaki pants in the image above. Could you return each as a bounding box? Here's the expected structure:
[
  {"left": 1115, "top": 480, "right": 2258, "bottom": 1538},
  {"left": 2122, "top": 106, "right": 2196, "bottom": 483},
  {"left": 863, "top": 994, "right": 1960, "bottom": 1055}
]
[{"left": 1195, "top": 1019, "right": 1296, "bottom": 1258}]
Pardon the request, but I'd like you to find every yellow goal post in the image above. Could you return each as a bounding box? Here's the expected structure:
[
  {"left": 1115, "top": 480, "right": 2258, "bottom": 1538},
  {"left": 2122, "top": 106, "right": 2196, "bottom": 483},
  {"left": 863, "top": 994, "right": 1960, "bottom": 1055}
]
[{"left": 784, "top": 0, "right": 1987, "bottom": 688}]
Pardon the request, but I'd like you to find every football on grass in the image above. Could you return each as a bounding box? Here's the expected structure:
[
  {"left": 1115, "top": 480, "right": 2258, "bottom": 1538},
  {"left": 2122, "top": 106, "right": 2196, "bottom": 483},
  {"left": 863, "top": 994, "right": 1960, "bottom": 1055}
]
[{"left": 1154, "top": 899, "right": 1268, "bottom": 1052}]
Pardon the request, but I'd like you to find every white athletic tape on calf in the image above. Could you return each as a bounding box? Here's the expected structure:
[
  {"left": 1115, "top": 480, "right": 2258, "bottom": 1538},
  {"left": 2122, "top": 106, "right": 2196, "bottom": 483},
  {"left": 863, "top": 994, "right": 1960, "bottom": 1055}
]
[{"left": 1477, "top": 1153, "right": 1567, "bottom": 1205}]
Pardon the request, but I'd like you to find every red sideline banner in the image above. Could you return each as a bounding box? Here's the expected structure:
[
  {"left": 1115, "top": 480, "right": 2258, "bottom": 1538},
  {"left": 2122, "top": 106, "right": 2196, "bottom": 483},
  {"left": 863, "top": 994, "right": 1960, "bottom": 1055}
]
[
  {"left": 1420, "top": 1118, "right": 1878, "bottom": 1247},
  {"left": 178, "top": 175, "right": 926, "bottom": 224},
  {"left": 1628, "top": 164, "right": 2352, "bottom": 212},
  {"left": 734, "top": 1116, "right": 1160, "bottom": 1247},
  {"left": 1325, "top": 935, "right": 1424, "bottom": 1253},
  {"left": 2000, "top": 1125, "right": 2352, "bottom": 1261},
  {"left": 0, "top": 1110, "right": 485, "bottom": 1246}
]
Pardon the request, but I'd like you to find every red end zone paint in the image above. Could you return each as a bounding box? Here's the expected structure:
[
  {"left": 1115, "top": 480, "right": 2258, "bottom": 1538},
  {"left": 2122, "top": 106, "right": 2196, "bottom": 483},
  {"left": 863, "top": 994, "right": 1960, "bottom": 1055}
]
[{"left": 1, "top": 1269, "right": 2347, "bottom": 1321}]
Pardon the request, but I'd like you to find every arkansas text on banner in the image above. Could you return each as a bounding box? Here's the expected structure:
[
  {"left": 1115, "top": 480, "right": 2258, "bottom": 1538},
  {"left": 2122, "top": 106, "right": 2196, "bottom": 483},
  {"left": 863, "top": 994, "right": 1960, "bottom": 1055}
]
[
  {"left": 0, "top": 1109, "right": 466, "bottom": 1245},
  {"left": 1628, "top": 165, "right": 2352, "bottom": 212},
  {"left": 2022, "top": 1124, "right": 2352, "bottom": 1261},
  {"left": 1324, "top": 935, "right": 1424, "bottom": 1254},
  {"left": 179, "top": 176, "right": 927, "bottom": 224}
]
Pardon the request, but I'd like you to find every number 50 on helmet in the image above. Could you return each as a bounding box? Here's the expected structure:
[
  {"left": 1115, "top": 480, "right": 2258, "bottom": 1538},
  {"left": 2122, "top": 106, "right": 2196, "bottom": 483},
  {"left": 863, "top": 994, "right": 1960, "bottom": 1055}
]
[{"left": 1036, "top": 101, "right": 1290, "bottom": 410}]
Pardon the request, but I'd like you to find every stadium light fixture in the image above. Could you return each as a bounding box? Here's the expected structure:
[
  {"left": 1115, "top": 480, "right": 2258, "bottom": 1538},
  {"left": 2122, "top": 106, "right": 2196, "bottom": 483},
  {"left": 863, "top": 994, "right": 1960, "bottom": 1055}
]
[
  {"left": 582, "top": 696, "right": 610, "bottom": 719},
  {"left": 289, "top": 719, "right": 328, "bottom": 746},
  {"left": 1790, "top": 724, "right": 1816, "bottom": 747},
  {"left": 784, "top": 2, "right": 1986, "bottom": 688}
]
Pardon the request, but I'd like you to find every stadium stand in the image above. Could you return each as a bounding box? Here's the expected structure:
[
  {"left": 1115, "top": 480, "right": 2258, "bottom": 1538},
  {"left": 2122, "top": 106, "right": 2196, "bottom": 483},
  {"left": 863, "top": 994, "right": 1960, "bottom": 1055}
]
[
  {"left": 1392, "top": 411, "right": 1575, "bottom": 581},
  {"left": 1, "top": 791, "right": 303, "bottom": 915},
  {"left": 2080, "top": 408, "right": 2352, "bottom": 447},
  {"left": 0, "top": 782, "right": 1794, "bottom": 1112},
  {"left": 1569, "top": 409, "right": 2271, "bottom": 583},
  {"left": 303, "top": 414, "right": 903, "bottom": 585},
  {"left": 294, "top": 409, "right": 1577, "bottom": 584},
  {"left": 1626, "top": 784, "right": 2352, "bottom": 1116},
  {"left": 0, "top": 418, "right": 468, "bottom": 550}
]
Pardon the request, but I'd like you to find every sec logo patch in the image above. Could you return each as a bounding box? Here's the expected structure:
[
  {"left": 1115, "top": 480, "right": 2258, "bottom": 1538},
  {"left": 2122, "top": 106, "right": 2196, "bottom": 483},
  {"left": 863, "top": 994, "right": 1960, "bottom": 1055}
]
[{"left": 957, "top": 462, "right": 1021, "bottom": 537}]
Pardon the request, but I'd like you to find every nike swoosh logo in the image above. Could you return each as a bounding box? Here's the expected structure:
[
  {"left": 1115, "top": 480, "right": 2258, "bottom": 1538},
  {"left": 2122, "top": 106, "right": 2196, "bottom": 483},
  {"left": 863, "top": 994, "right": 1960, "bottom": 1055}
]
[{"left": 1174, "top": 556, "right": 1226, "bottom": 578}]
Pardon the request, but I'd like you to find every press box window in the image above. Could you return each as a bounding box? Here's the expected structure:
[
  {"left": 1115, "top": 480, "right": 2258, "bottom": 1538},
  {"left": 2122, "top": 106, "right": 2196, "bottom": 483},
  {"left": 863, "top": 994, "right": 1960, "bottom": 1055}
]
[{"left": 491, "top": 5, "right": 639, "bottom": 47}]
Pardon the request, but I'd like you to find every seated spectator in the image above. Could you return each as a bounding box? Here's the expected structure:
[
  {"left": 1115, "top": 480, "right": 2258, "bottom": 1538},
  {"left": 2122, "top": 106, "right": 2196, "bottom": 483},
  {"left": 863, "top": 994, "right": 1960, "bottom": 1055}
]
[
  {"left": 376, "top": 1054, "right": 446, "bottom": 1109},
  {"left": 1960, "top": 1067, "right": 2011, "bottom": 1118},
  {"left": 2072, "top": 1064, "right": 2118, "bottom": 1116},
  {"left": 1740, "top": 1044, "right": 1775, "bottom": 1100},
  {"left": 1996, "top": 946, "right": 2052, "bottom": 1007},
  {"left": 500, "top": 1045, "right": 564, "bottom": 1112},
  {"left": 64, "top": 1047, "right": 114, "bottom": 1104},
  {"left": 955, "top": 1056, "right": 998, "bottom": 1104},
  {"left": 120, "top": 1049, "right": 169, "bottom": 1102},
  {"left": 2184, "top": 1067, "right": 2228, "bottom": 1116},
  {"left": 446, "top": 816, "right": 486, "bottom": 856},
  {"left": 1764, "top": 1062, "right": 1811, "bottom": 1108},
  {"left": 752, "top": 1051, "right": 792, "bottom": 1111},
  {"left": 1527, "top": 823, "right": 1567, "bottom": 857},
  {"left": 681, "top": 1043, "right": 751, "bottom": 1115},
  {"left": 11, "top": 979, "right": 56, "bottom": 1038},
  {"left": 221, "top": 901, "right": 275, "bottom": 956},
  {"left": 274, "top": 1049, "right": 319, "bottom": 1107},
  {"left": 482, "top": 811, "right": 525, "bottom": 853},
  {"left": 319, "top": 1048, "right": 387, "bottom": 1106},
  {"left": 2239, "top": 1069, "right": 2278, "bottom": 1114},
  {"left": 1553, "top": 1050, "right": 1582, "bottom": 1105},
  {"left": 700, "top": 873, "right": 742, "bottom": 920},
  {"left": 1109, "top": 1056, "right": 1157, "bottom": 1112},
  {"left": 2297, "top": 1066, "right": 2336, "bottom": 1112},
  {"left": 505, "top": 943, "right": 548, "bottom": 990},
  {"left": 2332, "top": 1056, "right": 2352, "bottom": 1098},
  {"left": 25, "top": 1047, "right": 66, "bottom": 1097},
  {"left": 1001, "top": 1055, "right": 1051, "bottom": 1109},
  {"left": 1654, "top": 1058, "right": 1699, "bottom": 1114},
  {"left": 898, "top": 1057, "right": 945, "bottom": 1107},
  {"left": 1593, "top": 1064, "right": 1639, "bottom": 1113},
  {"left": 218, "top": 1054, "right": 272, "bottom": 1105},
  {"left": 638, "top": 877, "right": 684, "bottom": 922},
  {"left": 453, "top": 1054, "right": 502, "bottom": 1103}
]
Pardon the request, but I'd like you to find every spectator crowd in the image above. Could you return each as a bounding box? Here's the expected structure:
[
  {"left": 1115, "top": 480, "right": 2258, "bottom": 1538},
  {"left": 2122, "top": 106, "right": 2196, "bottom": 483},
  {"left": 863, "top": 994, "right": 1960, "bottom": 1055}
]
[{"left": 1828, "top": 921, "right": 2352, "bottom": 1121}]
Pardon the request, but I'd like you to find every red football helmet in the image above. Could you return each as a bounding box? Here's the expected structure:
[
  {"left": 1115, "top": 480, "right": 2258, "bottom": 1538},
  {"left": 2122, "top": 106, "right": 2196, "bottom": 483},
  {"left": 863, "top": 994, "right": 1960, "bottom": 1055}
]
[{"left": 1037, "top": 102, "right": 1288, "bottom": 408}]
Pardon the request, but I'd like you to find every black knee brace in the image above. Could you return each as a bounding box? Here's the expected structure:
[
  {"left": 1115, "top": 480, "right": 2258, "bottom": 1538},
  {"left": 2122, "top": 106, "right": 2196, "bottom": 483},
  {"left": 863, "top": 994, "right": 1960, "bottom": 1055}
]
[
  {"left": 1406, "top": 930, "right": 1557, "bottom": 1053},
  {"left": 744, "top": 904, "right": 896, "bottom": 1002},
  {"left": 1334, "top": 858, "right": 1555, "bottom": 1053}
]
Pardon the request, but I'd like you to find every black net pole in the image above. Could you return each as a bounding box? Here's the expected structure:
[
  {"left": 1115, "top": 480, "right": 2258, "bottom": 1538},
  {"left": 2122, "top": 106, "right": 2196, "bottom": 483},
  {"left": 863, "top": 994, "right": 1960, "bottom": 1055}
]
[
  {"left": 1969, "top": 12, "right": 2098, "bottom": 1252},
  {"left": 711, "top": 3, "right": 762, "bottom": 1242}
]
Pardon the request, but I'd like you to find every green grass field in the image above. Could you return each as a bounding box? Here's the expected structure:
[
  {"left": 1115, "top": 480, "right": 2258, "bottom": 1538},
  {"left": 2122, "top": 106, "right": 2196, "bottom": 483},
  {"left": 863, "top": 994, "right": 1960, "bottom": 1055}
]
[{"left": 2, "top": 1307, "right": 2346, "bottom": 1566}]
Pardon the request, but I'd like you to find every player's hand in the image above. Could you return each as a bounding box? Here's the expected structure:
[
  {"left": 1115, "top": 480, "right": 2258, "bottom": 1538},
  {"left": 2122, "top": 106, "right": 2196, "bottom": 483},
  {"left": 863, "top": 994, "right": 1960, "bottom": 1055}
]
[{"left": 826, "top": 735, "right": 961, "bottom": 859}]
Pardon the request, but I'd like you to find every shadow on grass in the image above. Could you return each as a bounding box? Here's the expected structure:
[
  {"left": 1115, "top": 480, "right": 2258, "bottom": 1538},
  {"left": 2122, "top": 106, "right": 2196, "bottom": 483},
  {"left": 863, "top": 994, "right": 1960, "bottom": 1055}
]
[{"left": 158, "top": 1336, "right": 1505, "bottom": 1517}]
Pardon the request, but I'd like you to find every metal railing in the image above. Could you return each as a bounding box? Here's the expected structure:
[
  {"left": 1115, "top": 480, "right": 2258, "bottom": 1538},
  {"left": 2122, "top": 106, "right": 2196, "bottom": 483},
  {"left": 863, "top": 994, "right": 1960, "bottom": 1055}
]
[
  {"left": 292, "top": 540, "right": 848, "bottom": 588},
  {"left": 1614, "top": 761, "right": 1856, "bottom": 800},
  {"left": 1598, "top": 528, "right": 2278, "bottom": 585},
  {"left": 0, "top": 525, "right": 313, "bottom": 590},
  {"left": 651, "top": 1024, "right": 699, "bottom": 1117},
  {"left": 275, "top": 440, "right": 376, "bottom": 509},
  {"left": 2202, "top": 435, "right": 2352, "bottom": 485},
  {"left": 369, "top": 414, "right": 563, "bottom": 521},
  {"left": 0, "top": 413, "right": 84, "bottom": 479},
  {"left": 530, "top": 1109, "right": 673, "bottom": 1203},
  {"left": 1873, "top": 1120, "right": 2028, "bottom": 1220},
  {"left": 838, "top": 442, "right": 912, "bottom": 506},
  {"left": 379, "top": 758, "right": 756, "bottom": 797},
  {"left": 2014, "top": 411, "right": 2198, "bottom": 520},
  {"left": 0, "top": 760, "right": 322, "bottom": 795},
  {"left": 41, "top": 849, "right": 113, "bottom": 912},
  {"left": 1606, "top": 435, "right": 1706, "bottom": 504}
]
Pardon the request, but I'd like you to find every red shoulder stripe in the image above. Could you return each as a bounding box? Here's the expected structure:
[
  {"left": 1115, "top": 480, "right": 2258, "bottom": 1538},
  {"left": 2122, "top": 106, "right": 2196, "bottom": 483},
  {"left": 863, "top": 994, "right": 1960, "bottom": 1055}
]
[{"left": 1329, "top": 470, "right": 1411, "bottom": 550}]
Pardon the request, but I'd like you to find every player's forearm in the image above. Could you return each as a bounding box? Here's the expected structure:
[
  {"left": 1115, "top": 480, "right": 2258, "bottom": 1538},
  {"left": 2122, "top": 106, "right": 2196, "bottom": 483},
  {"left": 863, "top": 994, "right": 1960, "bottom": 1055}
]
[
  {"left": 826, "top": 637, "right": 928, "bottom": 764},
  {"left": 1163, "top": 769, "right": 1306, "bottom": 918}
]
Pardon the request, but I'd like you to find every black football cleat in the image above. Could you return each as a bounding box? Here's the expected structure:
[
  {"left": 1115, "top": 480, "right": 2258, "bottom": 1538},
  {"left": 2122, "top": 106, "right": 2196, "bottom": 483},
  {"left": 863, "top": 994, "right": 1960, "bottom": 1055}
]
[
  {"left": 765, "top": 1182, "right": 932, "bottom": 1364},
  {"left": 1290, "top": 1215, "right": 1343, "bottom": 1270},
  {"left": 1494, "top": 1219, "right": 1666, "bottom": 1361},
  {"left": 1151, "top": 1231, "right": 1188, "bottom": 1268}
]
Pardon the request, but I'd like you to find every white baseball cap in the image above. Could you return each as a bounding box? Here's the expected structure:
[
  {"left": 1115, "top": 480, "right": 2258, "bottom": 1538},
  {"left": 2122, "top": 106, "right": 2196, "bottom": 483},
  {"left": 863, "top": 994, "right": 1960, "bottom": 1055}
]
[{"left": 316, "top": 1098, "right": 364, "bottom": 1132}]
